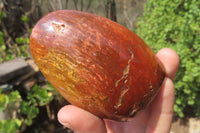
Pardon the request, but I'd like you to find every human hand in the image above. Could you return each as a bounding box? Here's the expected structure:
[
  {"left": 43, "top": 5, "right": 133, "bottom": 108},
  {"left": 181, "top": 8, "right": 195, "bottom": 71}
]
[{"left": 57, "top": 48, "right": 179, "bottom": 133}]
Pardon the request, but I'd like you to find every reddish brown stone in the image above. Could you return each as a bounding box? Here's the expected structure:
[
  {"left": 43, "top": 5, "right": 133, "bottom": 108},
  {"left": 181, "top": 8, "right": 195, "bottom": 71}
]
[{"left": 30, "top": 10, "right": 165, "bottom": 121}]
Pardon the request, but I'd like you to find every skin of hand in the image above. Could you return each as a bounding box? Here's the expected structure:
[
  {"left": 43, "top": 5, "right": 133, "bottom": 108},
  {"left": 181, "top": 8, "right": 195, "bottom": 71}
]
[{"left": 57, "top": 48, "right": 179, "bottom": 133}]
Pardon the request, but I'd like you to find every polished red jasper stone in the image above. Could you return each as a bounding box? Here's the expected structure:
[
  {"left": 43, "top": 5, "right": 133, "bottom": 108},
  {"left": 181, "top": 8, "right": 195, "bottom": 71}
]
[{"left": 30, "top": 10, "right": 165, "bottom": 121}]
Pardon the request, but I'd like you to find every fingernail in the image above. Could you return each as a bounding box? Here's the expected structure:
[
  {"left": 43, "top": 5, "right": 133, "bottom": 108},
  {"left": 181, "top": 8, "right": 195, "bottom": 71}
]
[{"left": 58, "top": 120, "right": 71, "bottom": 128}]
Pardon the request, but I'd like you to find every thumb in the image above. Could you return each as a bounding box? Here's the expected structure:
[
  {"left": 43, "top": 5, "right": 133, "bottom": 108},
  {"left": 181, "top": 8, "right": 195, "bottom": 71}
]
[{"left": 57, "top": 105, "right": 107, "bottom": 133}]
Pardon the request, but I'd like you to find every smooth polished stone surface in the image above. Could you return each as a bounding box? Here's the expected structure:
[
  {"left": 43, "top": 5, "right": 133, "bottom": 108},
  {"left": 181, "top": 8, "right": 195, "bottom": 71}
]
[{"left": 30, "top": 10, "right": 165, "bottom": 121}]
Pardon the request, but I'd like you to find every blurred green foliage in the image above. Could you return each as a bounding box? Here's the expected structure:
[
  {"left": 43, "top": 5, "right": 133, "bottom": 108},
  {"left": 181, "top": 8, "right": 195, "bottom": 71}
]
[
  {"left": 0, "top": 12, "right": 29, "bottom": 62},
  {"left": 0, "top": 11, "right": 4, "bottom": 21},
  {"left": 0, "top": 31, "right": 4, "bottom": 45},
  {"left": 0, "top": 119, "right": 22, "bottom": 133},
  {"left": 21, "top": 15, "right": 29, "bottom": 23},
  {"left": 136, "top": 0, "right": 200, "bottom": 117},
  {"left": 0, "top": 83, "right": 56, "bottom": 133}
]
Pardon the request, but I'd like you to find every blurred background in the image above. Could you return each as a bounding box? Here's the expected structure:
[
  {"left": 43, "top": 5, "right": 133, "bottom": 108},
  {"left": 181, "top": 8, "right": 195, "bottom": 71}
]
[{"left": 0, "top": 0, "right": 199, "bottom": 133}]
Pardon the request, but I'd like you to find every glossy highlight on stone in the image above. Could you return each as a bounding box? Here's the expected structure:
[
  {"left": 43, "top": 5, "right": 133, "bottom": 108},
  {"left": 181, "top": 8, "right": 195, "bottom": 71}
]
[{"left": 30, "top": 10, "right": 165, "bottom": 121}]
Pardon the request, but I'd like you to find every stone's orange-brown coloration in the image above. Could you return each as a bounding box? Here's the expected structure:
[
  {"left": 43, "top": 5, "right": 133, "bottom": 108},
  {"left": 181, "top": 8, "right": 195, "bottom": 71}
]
[{"left": 30, "top": 10, "right": 165, "bottom": 121}]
